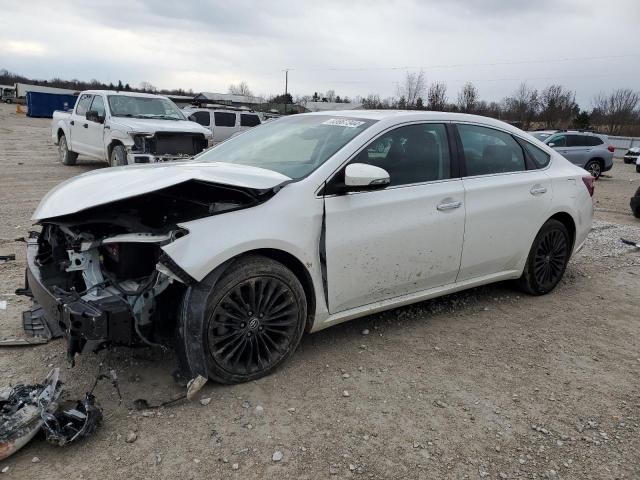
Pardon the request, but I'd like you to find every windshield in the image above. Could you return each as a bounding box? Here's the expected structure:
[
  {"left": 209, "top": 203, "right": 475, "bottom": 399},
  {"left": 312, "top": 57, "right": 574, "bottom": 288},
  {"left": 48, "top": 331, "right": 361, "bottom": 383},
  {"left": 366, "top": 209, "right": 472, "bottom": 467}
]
[
  {"left": 531, "top": 132, "right": 552, "bottom": 141},
  {"left": 196, "top": 115, "right": 377, "bottom": 179},
  {"left": 107, "top": 95, "right": 185, "bottom": 120}
]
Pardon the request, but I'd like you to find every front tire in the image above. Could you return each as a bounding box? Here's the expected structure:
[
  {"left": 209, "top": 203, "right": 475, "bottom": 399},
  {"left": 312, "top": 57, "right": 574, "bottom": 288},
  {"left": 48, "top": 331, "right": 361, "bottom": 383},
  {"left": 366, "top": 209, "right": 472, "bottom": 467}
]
[
  {"left": 109, "top": 144, "right": 128, "bottom": 166},
  {"left": 585, "top": 159, "right": 602, "bottom": 179},
  {"left": 58, "top": 134, "right": 78, "bottom": 165},
  {"left": 517, "top": 219, "right": 570, "bottom": 296},
  {"left": 181, "top": 256, "right": 307, "bottom": 384}
]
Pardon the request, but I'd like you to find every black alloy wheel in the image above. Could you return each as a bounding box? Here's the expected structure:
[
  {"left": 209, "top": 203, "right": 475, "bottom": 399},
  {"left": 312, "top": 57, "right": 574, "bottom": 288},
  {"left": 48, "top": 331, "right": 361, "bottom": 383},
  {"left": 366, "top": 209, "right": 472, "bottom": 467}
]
[
  {"left": 518, "top": 219, "right": 570, "bottom": 295},
  {"left": 208, "top": 276, "right": 299, "bottom": 376}
]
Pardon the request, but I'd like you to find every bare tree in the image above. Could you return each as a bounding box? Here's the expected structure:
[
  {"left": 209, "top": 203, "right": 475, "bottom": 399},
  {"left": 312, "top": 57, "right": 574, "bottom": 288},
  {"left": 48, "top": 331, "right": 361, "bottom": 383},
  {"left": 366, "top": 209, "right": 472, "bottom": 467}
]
[
  {"left": 592, "top": 88, "right": 640, "bottom": 135},
  {"left": 397, "top": 70, "right": 426, "bottom": 108},
  {"left": 457, "top": 82, "right": 478, "bottom": 113},
  {"left": 139, "top": 81, "right": 157, "bottom": 92},
  {"left": 539, "top": 84, "right": 578, "bottom": 128},
  {"left": 504, "top": 82, "right": 539, "bottom": 129},
  {"left": 228, "top": 81, "right": 253, "bottom": 97},
  {"left": 427, "top": 81, "right": 448, "bottom": 111},
  {"left": 325, "top": 89, "right": 336, "bottom": 102}
]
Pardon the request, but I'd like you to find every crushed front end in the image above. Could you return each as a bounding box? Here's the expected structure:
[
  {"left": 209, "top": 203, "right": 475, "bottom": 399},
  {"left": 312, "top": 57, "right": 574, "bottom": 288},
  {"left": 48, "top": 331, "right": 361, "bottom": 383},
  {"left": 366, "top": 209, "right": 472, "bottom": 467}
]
[
  {"left": 128, "top": 131, "right": 210, "bottom": 164},
  {"left": 20, "top": 179, "right": 261, "bottom": 363}
]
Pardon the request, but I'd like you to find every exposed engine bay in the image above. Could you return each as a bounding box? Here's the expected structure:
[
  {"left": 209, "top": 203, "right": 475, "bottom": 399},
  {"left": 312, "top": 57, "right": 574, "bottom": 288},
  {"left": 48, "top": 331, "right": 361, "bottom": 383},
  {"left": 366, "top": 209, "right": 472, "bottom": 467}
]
[{"left": 20, "top": 180, "right": 274, "bottom": 362}]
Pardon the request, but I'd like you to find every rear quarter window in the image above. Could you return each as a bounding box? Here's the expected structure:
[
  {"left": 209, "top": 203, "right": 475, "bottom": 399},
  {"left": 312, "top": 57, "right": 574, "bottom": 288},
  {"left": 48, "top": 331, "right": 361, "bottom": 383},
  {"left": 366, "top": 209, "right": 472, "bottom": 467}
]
[
  {"left": 521, "top": 141, "right": 551, "bottom": 169},
  {"left": 586, "top": 136, "right": 604, "bottom": 146},
  {"left": 240, "top": 114, "right": 261, "bottom": 127}
]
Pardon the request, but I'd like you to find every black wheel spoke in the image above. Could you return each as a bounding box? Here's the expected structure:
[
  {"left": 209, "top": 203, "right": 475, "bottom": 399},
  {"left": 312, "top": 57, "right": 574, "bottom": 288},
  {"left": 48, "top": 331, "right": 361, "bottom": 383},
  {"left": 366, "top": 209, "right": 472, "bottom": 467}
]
[
  {"left": 207, "top": 275, "right": 299, "bottom": 376},
  {"left": 532, "top": 227, "right": 569, "bottom": 289}
]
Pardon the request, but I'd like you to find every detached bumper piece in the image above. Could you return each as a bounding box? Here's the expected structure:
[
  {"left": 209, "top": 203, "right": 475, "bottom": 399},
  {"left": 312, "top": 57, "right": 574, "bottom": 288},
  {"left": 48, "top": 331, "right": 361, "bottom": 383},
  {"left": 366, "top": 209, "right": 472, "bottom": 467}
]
[{"left": 20, "top": 238, "right": 137, "bottom": 362}]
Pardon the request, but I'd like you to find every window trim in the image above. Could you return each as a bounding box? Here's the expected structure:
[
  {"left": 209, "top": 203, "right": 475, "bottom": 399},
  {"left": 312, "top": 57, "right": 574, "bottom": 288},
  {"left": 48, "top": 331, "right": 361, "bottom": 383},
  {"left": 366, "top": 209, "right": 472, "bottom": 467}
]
[
  {"left": 453, "top": 122, "right": 552, "bottom": 179},
  {"left": 320, "top": 120, "right": 460, "bottom": 197}
]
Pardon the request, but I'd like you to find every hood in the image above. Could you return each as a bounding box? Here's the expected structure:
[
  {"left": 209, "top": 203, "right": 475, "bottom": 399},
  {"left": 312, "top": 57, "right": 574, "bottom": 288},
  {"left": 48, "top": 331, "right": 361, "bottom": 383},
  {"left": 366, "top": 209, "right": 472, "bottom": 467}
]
[
  {"left": 110, "top": 117, "right": 210, "bottom": 135},
  {"left": 33, "top": 162, "right": 291, "bottom": 221}
]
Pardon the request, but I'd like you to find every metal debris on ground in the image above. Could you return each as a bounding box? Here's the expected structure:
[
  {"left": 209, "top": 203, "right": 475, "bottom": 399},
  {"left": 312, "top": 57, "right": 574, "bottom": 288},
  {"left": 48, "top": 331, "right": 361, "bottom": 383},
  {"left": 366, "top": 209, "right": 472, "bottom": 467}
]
[
  {"left": 0, "top": 368, "right": 62, "bottom": 460},
  {"left": 620, "top": 237, "right": 640, "bottom": 248},
  {"left": 0, "top": 254, "right": 16, "bottom": 263}
]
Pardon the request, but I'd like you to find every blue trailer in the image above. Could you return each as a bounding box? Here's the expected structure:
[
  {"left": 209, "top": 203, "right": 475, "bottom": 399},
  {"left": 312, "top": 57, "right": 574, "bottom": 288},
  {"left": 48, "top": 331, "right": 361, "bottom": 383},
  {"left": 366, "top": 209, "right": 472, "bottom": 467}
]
[{"left": 26, "top": 92, "right": 77, "bottom": 118}]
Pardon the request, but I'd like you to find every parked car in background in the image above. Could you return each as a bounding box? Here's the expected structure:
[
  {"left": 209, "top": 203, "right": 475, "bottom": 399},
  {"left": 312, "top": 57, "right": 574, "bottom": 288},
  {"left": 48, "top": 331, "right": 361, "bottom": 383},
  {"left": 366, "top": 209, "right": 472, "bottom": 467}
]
[
  {"left": 623, "top": 147, "right": 640, "bottom": 165},
  {"left": 51, "top": 90, "right": 212, "bottom": 166},
  {"left": 183, "top": 107, "right": 262, "bottom": 143},
  {"left": 530, "top": 130, "right": 614, "bottom": 179},
  {"left": 25, "top": 111, "right": 593, "bottom": 384}
]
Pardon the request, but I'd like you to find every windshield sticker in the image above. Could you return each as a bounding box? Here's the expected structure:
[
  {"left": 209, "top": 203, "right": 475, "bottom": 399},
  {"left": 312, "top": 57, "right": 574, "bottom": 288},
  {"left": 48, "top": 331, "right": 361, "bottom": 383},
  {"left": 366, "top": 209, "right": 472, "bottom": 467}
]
[{"left": 322, "top": 118, "right": 365, "bottom": 128}]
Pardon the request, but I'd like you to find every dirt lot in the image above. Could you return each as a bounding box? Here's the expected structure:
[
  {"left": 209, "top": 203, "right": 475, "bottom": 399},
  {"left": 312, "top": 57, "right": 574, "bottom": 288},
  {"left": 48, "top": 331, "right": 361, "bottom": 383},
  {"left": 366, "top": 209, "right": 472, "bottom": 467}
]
[{"left": 0, "top": 103, "right": 639, "bottom": 479}]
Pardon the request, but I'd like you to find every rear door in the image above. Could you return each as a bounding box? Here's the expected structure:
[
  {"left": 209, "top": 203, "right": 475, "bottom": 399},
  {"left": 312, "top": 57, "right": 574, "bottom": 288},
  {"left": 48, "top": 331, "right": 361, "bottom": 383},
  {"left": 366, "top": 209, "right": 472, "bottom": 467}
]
[
  {"left": 564, "top": 134, "right": 591, "bottom": 167},
  {"left": 69, "top": 93, "right": 94, "bottom": 155},
  {"left": 324, "top": 122, "right": 465, "bottom": 313},
  {"left": 456, "top": 123, "right": 552, "bottom": 281},
  {"left": 213, "top": 111, "right": 238, "bottom": 142}
]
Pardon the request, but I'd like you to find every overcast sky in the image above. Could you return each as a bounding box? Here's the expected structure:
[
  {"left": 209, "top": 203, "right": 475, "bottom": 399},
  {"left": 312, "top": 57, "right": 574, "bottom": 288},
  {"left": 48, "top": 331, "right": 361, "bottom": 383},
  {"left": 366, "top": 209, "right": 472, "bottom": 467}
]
[{"left": 1, "top": 0, "right": 639, "bottom": 107}]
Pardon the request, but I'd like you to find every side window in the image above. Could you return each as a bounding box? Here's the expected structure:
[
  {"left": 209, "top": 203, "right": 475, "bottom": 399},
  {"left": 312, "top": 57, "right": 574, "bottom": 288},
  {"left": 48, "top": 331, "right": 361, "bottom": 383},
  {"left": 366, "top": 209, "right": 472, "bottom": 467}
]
[
  {"left": 586, "top": 135, "right": 603, "bottom": 146},
  {"left": 521, "top": 141, "right": 551, "bottom": 169},
  {"left": 214, "top": 112, "right": 237, "bottom": 127},
  {"left": 75, "top": 94, "right": 93, "bottom": 116},
  {"left": 458, "top": 124, "right": 526, "bottom": 176},
  {"left": 89, "top": 95, "right": 105, "bottom": 117},
  {"left": 567, "top": 135, "right": 585, "bottom": 147},
  {"left": 189, "top": 111, "right": 210, "bottom": 126},
  {"left": 240, "top": 114, "right": 261, "bottom": 127},
  {"left": 352, "top": 123, "right": 451, "bottom": 186},
  {"left": 548, "top": 134, "right": 566, "bottom": 147}
]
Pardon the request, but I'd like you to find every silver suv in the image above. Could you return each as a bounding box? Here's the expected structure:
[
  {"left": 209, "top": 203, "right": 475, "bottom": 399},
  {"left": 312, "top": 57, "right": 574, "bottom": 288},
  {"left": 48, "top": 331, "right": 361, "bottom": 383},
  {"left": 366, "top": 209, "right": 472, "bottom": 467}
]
[{"left": 530, "top": 130, "right": 614, "bottom": 178}]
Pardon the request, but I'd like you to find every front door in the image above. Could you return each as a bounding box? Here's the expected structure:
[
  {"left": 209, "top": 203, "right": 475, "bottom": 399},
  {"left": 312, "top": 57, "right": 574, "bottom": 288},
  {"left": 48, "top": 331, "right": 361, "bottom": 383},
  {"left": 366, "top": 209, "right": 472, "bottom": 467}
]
[
  {"left": 324, "top": 123, "right": 465, "bottom": 313},
  {"left": 84, "top": 95, "right": 106, "bottom": 159}
]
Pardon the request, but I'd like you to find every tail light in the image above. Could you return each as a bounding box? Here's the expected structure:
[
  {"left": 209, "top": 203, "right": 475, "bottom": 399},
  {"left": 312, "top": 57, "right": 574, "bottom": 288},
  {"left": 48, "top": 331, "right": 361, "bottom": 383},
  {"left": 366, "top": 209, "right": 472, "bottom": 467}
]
[
  {"left": 607, "top": 145, "right": 615, "bottom": 153},
  {"left": 582, "top": 176, "right": 595, "bottom": 197}
]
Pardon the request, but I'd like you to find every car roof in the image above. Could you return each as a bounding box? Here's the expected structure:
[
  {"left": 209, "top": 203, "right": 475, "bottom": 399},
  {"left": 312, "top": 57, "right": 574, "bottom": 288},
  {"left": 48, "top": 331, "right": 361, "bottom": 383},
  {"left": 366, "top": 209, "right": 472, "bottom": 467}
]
[
  {"left": 82, "top": 90, "right": 169, "bottom": 99},
  {"left": 302, "top": 110, "right": 531, "bottom": 137}
]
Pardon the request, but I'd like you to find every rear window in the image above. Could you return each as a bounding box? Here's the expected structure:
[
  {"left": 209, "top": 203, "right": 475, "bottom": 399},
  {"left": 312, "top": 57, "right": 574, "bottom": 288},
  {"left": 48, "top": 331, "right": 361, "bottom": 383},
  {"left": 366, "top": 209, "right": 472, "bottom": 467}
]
[
  {"left": 586, "top": 135, "right": 603, "bottom": 146},
  {"left": 189, "top": 111, "right": 210, "bottom": 127},
  {"left": 240, "top": 114, "right": 261, "bottom": 127},
  {"left": 214, "top": 112, "right": 236, "bottom": 127}
]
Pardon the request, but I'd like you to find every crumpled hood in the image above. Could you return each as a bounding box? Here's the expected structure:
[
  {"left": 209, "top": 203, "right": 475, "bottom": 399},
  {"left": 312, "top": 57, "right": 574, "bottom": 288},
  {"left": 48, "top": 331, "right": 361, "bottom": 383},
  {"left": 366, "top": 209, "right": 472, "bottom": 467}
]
[
  {"left": 33, "top": 161, "right": 291, "bottom": 221},
  {"left": 110, "top": 117, "right": 210, "bottom": 135}
]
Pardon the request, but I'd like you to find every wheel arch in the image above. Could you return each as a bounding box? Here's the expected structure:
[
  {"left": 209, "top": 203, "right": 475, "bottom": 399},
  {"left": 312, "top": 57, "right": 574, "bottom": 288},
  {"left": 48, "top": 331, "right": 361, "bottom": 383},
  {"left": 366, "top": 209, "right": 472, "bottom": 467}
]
[
  {"left": 588, "top": 156, "right": 604, "bottom": 167},
  {"left": 547, "top": 211, "right": 576, "bottom": 252},
  {"left": 107, "top": 139, "right": 125, "bottom": 160}
]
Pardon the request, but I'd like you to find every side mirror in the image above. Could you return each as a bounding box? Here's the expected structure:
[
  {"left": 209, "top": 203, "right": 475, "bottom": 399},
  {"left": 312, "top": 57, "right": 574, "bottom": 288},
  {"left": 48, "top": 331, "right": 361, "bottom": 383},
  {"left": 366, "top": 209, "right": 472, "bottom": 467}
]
[
  {"left": 548, "top": 142, "right": 556, "bottom": 148},
  {"left": 344, "top": 163, "right": 390, "bottom": 190},
  {"left": 86, "top": 110, "right": 104, "bottom": 124}
]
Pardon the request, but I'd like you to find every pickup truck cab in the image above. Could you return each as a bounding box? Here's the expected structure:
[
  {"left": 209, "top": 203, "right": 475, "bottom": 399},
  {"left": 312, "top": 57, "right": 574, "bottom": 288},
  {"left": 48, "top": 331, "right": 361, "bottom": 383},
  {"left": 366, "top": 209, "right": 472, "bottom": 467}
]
[
  {"left": 52, "top": 90, "right": 212, "bottom": 166},
  {"left": 182, "top": 107, "right": 262, "bottom": 143}
]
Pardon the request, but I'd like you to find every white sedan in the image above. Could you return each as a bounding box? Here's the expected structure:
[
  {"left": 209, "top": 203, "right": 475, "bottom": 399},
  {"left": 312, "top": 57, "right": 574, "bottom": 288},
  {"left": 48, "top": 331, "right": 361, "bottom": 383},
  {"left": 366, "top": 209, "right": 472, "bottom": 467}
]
[{"left": 23, "top": 111, "right": 594, "bottom": 383}]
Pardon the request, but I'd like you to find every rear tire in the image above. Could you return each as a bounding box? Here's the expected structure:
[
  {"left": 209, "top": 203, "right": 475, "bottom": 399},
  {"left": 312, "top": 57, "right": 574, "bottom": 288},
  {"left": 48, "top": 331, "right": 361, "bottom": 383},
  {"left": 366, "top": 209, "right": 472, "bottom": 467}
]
[
  {"left": 110, "top": 144, "right": 128, "bottom": 166},
  {"left": 58, "top": 134, "right": 78, "bottom": 166},
  {"left": 624, "top": 158, "right": 633, "bottom": 164},
  {"left": 517, "top": 219, "right": 570, "bottom": 296},
  {"left": 180, "top": 255, "right": 307, "bottom": 384},
  {"left": 636, "top": 165, "right": 640, "bottom": 174},
  {"left": 585, "top": 159, "right": 602, "bottom": 179}
]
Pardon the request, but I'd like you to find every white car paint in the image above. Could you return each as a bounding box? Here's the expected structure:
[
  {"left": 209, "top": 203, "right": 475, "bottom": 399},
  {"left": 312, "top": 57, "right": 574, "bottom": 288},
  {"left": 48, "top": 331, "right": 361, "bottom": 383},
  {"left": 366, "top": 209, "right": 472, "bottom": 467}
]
[
  {"left": 36, "top": 110, "right": 593, "bottom": 334},
  {"left": 51, "top": 90, "right": 212, "bottom": 165}
]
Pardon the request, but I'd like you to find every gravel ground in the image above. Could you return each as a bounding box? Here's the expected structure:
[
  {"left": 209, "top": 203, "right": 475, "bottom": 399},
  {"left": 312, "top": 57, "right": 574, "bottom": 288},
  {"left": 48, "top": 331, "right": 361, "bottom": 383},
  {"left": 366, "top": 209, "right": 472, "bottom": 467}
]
[{"left": 1, "top": 103, "right": 639, "bottom": 479}]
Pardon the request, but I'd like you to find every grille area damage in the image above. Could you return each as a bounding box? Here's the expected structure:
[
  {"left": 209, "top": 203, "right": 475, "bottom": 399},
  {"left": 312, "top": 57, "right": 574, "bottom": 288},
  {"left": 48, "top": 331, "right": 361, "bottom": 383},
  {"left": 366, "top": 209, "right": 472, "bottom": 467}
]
[
  {"left": 19, "top": 180, "right": 275, "bottom": 362},
  {"left": 132, "top": 132, "right": 208, "bottom": 158}
]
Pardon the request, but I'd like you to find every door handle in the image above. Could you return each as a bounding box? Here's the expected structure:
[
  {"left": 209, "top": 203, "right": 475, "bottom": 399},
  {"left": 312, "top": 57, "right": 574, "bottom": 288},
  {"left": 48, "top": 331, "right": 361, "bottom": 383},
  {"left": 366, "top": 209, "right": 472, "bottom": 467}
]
[
  {"left": 437, "top": 201, "right": 462, "bottom": 211},
  {"left": 530, "top": 185, "right": 547, "bottom": 195},
  {"left": 83, "top": 123, "right": 88, "bottom": 128},
  {"left": 70, "top": 120, "right": 74, "bottom": 126}
]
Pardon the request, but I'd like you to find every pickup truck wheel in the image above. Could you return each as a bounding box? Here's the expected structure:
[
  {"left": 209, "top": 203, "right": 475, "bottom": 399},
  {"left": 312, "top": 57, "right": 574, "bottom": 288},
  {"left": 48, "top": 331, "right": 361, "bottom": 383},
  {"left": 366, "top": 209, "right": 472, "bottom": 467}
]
[
  {"left": 110, "top": 145, "right": 127, "bottom": 167},
  {"left": 58, "top": 135, "right": 78, "bottom": 166}
]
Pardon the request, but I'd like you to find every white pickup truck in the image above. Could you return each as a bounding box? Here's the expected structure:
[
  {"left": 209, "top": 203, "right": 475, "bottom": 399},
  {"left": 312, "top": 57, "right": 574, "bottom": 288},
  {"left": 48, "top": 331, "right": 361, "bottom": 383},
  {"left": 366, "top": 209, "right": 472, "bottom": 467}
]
[{"left": 51, "top": 90, "right": 212, "bottom": 166}]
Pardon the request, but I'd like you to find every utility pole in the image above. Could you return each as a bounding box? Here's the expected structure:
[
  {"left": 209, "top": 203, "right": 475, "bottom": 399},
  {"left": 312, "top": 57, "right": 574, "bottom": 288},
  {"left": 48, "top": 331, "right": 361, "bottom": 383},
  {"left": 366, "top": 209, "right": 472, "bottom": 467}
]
[{"left": 283, "top": 69, "right": 290, "bottom": 114}]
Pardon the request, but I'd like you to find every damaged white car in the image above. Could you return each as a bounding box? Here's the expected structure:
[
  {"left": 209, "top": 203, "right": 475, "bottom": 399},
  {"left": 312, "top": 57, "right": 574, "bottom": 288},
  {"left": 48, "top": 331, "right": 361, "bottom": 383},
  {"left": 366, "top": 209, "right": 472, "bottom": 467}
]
[{"left": 21, "top": 111, "right": 594, "bottom": 384}]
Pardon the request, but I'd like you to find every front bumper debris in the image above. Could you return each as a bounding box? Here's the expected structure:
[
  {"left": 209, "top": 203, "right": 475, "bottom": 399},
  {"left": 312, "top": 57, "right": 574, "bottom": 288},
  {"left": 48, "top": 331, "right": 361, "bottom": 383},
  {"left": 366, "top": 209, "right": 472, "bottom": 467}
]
[{"left": 20, "top": 238, "right": 137, "bottom": 362}]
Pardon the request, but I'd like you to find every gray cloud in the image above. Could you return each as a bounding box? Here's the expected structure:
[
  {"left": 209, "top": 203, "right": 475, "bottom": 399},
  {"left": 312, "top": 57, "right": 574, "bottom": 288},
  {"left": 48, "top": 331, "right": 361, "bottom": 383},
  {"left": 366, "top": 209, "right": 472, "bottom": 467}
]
[{"left": 1, "top": 0, "right": 639, "bottom": 107}]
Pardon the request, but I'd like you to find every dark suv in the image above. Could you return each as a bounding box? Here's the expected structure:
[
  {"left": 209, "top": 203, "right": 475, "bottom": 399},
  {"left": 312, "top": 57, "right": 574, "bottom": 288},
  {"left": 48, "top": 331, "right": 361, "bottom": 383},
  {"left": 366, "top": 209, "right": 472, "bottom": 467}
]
[{"left": 530, "top": 130, "right": 614, "bottom": 179}]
